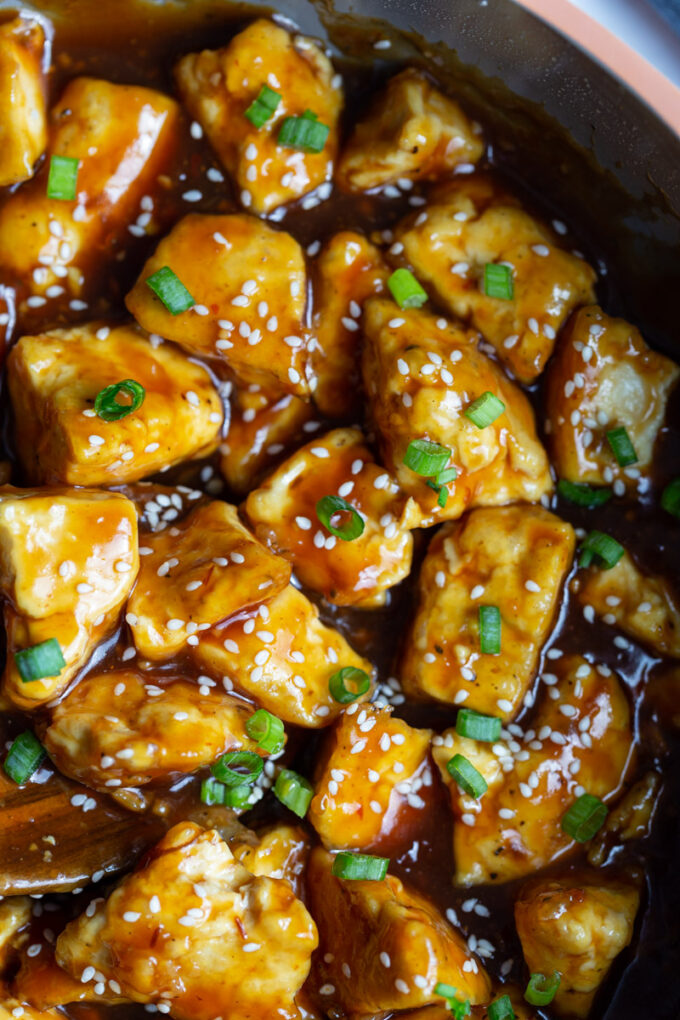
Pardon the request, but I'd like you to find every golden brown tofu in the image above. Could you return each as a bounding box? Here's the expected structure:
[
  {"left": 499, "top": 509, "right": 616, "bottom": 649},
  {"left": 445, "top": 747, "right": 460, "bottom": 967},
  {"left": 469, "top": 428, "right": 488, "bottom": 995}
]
[
  {"left": 308, "top": 705, "right": 432, "bottom": 851},
  {"left": 12, "top": 929, "right": 126, "bottom": 1010},
  {"left": 231, "top": 824, "right": 309, "bottom": 897},
  {"left": 394, "top": 177, "right": 596, "bottom": 382},
  {"left": 175, "top": 18, "right": 342, "bottom": 215},
  {"left": 0, "top": 993, "right": 64, "bottom": 1020},
  {"left": 125, "top": 213, "right": 310, "bottom": 397},
  {"left": 307, "top": 847, "right": 491, "bottom": 1014},
  {"left": 0, "top": 17, "right": 46, "bottom": 186},
  {"left": 192, "top": 584, "right": 374, "bottom": 728},
  {"left": 402, "top": 506, "right": 575, "bottom": 719},
  {"left": 0, "top": 897, "right": 31, "bottom": 973},
  {"left": 545, "top": 306, "right": 679, "bottom": 490},
  {"left": 56, "top": 822, "right": 317, "bottom": 1020},
  {"left": 7, "top": 322, "right": 223, "bottom": 487},
  {"left": 245, "top": 427, "right": 415, "bottom": 607},
  {"left": 0, "top": 488, "right": 138, "bottom": 709},
  {"left": 432, "top": 655, "right": 633, "bottom": 885},
  {"left": 337, "top": 69, "right": 483, "bottom": 192},
  {"left": 515, "top": 871, "right": 640, "bottom": 1017},
  {"left": 127, "top": 500, "right": 290, "bottom": 661},
  {"left": 588, "top": 772, "right": 660, "bottom": 867},
  {"left": 310, "top": 232, "right": 389, "bottom": 418},
  {"left": 362, "top": 298, "right": 552, "bottom": 524}
]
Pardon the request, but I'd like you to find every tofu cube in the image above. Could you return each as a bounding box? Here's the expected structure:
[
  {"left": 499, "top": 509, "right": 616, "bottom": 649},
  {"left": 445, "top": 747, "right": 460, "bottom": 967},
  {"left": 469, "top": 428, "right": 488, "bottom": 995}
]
[
  {"left": 230, "top": 824, "right": 309, "bottom": 897},
  {"left": 0, "top": 17, "right": 47, "bottom": 185}
]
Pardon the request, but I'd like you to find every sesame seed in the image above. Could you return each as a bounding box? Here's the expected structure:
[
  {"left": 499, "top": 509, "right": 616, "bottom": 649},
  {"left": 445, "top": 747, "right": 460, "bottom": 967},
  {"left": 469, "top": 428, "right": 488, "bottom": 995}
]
[
  {"left": 470, "top": 584, "right": 485, "bottom": 599},
  {"left": 123, "top": 911, "right": 140, "bottom": 922},
  {"left": 525, "top": 579, "right": 540, "bottom": 592},
  {"left": 88, "top": 435, "right": 105, "bottom": 447}
]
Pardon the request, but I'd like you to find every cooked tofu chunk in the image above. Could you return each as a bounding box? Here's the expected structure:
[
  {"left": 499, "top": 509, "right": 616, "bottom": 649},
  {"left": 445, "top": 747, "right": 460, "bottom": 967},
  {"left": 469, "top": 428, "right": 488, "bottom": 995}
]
[
  {"left": 127, "top": 500, "right": 290, "bottom": 660},
  {"left": 394, "top": 177, "right": 596, "bottom": 382},
  {"left": 0, "top": 489, "right": 138, "bottom": 709},
  {"left": 175, "top": 18, "right": 342, "bottom": 215},
  {"left": 0, "top": 897, "right": 30, "bottom": 972},
  {"left": 7, "top": 323, "right": 223, "bottom": 487},
  {"left": 192, "top": 584, "right": 374, "bottom": 728},
  {"left": 587, "top": 772, "right": 660, "bottom": 867},
  {"left": 307, "top": 847, "right": 490, "bottom": 1013},
  {"left": 402, "top": 506, "right": 575, "bottom": 719},
  {"left": 432, "top": 655, "right": 633, "bottom": 885},
  {"left": 245, "top": 427, "right": 415, "bottom": 607},
  {"left": 310, "top": 232, "right": 389, "bottom": 418},
  {"left": 56, "top": 821, "right": 317, "bottom": 1020},
  {"left": 545, "top": 306, "right": 679, "bottom": 489},
  {"left": 0, "top": 17, "right": 46, "bottom": 186},
  {"left": 12, "top": 929, "right": 126, "bottom": 1010},
  {"left": 231, "top": 824, "right": 309, "bottom": 897},
  {"left": 337, "top": 69, "right": 483, "bottom": 193},
  {"left": 308, "top": 705, "right": 432, "bottom": 851},
  {"left": 515, "top": 871, "right": 640, "bottom": 1017},
  {"left": 126, "top": 213, "right": 309, "bottom": 397},
  {"left": 362, "top": 298, "right": 552, "bottom": 524},
  {"left": 0, "top": 993, "right": 64, "bottom": 1020}
]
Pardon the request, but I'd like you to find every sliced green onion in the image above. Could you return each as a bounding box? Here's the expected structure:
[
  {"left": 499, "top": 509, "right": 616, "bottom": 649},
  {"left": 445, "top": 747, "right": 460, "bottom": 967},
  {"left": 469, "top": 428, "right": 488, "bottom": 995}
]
[
  {"left": 387, "top": 268, "right": 428, "bottom": 309},
  {"left": 483, "top": 263, "right": 514, "bottom": 300},
  {"left": 301, "top": 110, "right": 318, "bottom": 121},
  {"left": 606, "top": 426, "right": 637, "bottom": 467},
  {"left": 479, "top": 605, "right": 501, "bottom": 655},
  {"left": 14, "top": 638, "right": 65, "bottom": 683},
  {"left": 578, "top": 530, "right": 624, "bottom": 569},
  {"left": 145, "top": 266, "right": 195, "bottom": 315},
  {"left": 47, "top": 154, "right": 79, "bottom": 201},
  {"left": 436, "top": 467, "right": 458, "bottom": 485},
  {"left": 455, "top": 708, "right": 502, "bottom": 742},
  {"left": 200, "top": 777, "right": 250, "bottom": 808},
  {"left": 464, "top": 392, "right": 505, "bottom": 428},
  {"left": 329, "top": 666, "right": 371, "bottom": 704},
  {"left": 403, "top": 439, "right": 451, "bottom": 476},
  {"left": 524, "top": 972, "right": 561, "bottom": 1006},
  {"left": 557, "top": 479, "right": 612, "bottom": 507},
  {"left": 94, "top": 379, "right": 145, "bottom": 422},
  {"left": 446, "top": 753, "right": 487, "bottom": 799},
  {"left": 210, "top": 750, "right": 263, "bottom": 787},
  {"left": 3, "top": 731, "right": 45, "bottom": 784},
  {"left": 436, "top": 485, "right": 448, "bottom": 508},
  {"left": 561, "top": 793, "right": 608, "bottom": 842},
  {"left": 434, "top": 983, "right": 471, "bottom": 1019},
  {"left": 245, "top": 709, "right": 285, "bottom": 754},
  {"left": 274, "top": 768, "right": 314, "bottom": 817},
  {"left": 661, "top": 478, "right": 680, "bottom": 519},
  {"left": 316, "top": 495, "right": 364, "bottom": 541},
  {"left": 244, "top": 84, "right": 281, "bottom": 128},
  {"left": 331, "top": 851, "right": 389, "bottom": 881},
  {"left": 487, "top": 995, "right": 515, "bottom": 1020},
  {"left": 278, "top": 114, "right": 329, "bottom": 153}
]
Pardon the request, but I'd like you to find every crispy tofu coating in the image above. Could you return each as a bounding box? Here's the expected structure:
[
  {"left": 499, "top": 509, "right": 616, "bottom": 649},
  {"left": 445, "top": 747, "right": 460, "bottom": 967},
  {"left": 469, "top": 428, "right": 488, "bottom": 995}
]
[
  {"left": 308, "top": 705, "right": 432, "bottom": 851},
  {"left": 337, "top": 69, "right": 483, "bottom": 193},
  {"left": 127, "top": 500, "right": 290, "bottom": 660},
  {"left": 432, "top": 655, "right": 633, "bottom": 885},
  {"left": 0, "top": 17, "right": 47, "bottom": 186},
  {"left": 0, "top": 897, "right": 31, "bottom": 973},
  {"left": 175, "top": 18, "right": 342, "bottom": 215},
  {"left": 402, "top": 506, "right": 575, "bottom": 719},
  {"left": 515, "top": 871, "right": 640, "bottom": 1017},
  {"left": 231, "top": 824, "right": 309, "bottom": 897},
  {"left": 12, "top": 928, "right": 126, "bottom": 1010},
  {"left": 362, "top": 298, "right": 552, "bottom": 524},
  {"left": 307, "top": 847, "right": 491, "bottom": 1014},
  {"left": 56, "top": 822, "right": 318, "bottom": 1020},
  {"left": 545, "top": 306, "right": 679, "bottom": 489},
  {"left": 394, "top": 177, "right": 596, "bottom": 382},
  {"left": 245, "top": 427, "right": 415, "bottom": 607},
  {"left": 125, "top": 212, "right": 310, "bottom": 397},
  {"left": 7, "top": 322, "right": 223, "bottom": 487},
  {"left": 192, "top": 584, "right": 374, "bottom": 728},
  {"left": 0, "top": 488, "right": 138, "bottom": 709}
]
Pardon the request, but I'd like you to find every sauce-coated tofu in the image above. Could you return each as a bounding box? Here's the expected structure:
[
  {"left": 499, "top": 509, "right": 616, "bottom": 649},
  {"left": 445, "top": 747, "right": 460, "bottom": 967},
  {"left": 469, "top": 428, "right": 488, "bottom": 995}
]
[
  {"left": 0, "top": 897, "right": 30, "bottom": 972},
  {"left": 0, "top": 17, "right": 46, "bottom": 186},
  {"left": 0, "top": 489, "right": 138, "bottom": 709},
  {"left": 545, "top": 306, "right": 679, "bottom": 490},
  {"left": 56, "top": 822, "right": 317, "bottom": 1020},
  {"left": 7, "top": 323, "right": 223, "bottom": 487},
  {"left": 245, "top": 427, "right": 415, "bottom": 607},
  {"left": 127, "top": 500, "right": 291, "bottom": 660},
  {"left": 432, "top": 655, "right": 633, "bottom": 885},
  {"left": 362, "top": 298, "right": 552, "bottom": 524},
  {"left": 192, "top": 584, "right": 374, "bottom": 728},
  {"left": 337, "top": 69, "right": 483, "bottom": 192},
  {"left": 394, "top": 177, "right": 596, "bottom": 382},
  {"left": 402, "top": 506, "right": 575, "bottom": 719},
  {"left": 0, "top": 995, "right": 63, "bottom": 1020},
  {"left": 175, "top": 18, "right": 342, "bottom": 215},
  {"left": 231, "top": 824, "right": 309, "bottom": 897}
]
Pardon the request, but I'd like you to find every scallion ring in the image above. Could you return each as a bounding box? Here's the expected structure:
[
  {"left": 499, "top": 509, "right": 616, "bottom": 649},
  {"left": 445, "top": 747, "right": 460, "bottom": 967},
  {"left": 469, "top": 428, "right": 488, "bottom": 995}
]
[
  {"left": 487, "top": 995, "right": 515, "bottom": 1020},
  {"left": 244, "top": 84, "right": 281, "bottom": 128},
  {"left": 403, "top": 438, "right": 451, "bottom": 477},
  {"left": 94, "top": 379, "right": 145, "bottom": 422},
  {"left": 446, "top": 753, "right": 487, "bottom": 799},
  {"left": 578, "top": 530, "right": 624, "bottom": 570},
  {"left": 3, "top": 731, "right": 45, "bottom": 784},
  {"left": 479, "top": 605, "right": 501, "bottom": 655},
  {"left": 524, "top": 972, "right": 561, "bottom": 1006},
  {"left": 210, "top": 750, "right": 263, "bottom": 787},
  {"left": 14, "top": 638, "right": 65, "bottom": 684},
  {"left": 464, "top": 391, "right": 505, "bottom": 428},
  {"left": 557, "top": 479, "right": 612, "bottom": 507},
  {"left": 274, "top": 768, "right": 314, "bottom": 817},
  {"left": 387, "top": 268, "right": 428, "bottom": 309},
  {"left": 316, "top": 495, "right": 364, "bottom": 541},
  {"left": 483, "top": 262, "right": 514, "bottom": 300},
  {"left": 455, "top": 708, "right": 502, "bottom": 742},
  {"left": 145, "top": 265, "right": 195, "bottom": 315},
  {"left": 560, "top": 793, "right": 608, "bottom": 842},
  {"left": 329, "top": 666, "right": 371, "bottom": 704},
  {"left": 47, "top": 154, "right": 79, "bottom": 201},
  {"left": 606, "top": 426, "right": 637, "bottom": 467},
  {"left": 245, "top": 709, "right": 285, "bottom": 754},
  {"left": 331, "top": 851, "right": 389, "bottom": 881}
]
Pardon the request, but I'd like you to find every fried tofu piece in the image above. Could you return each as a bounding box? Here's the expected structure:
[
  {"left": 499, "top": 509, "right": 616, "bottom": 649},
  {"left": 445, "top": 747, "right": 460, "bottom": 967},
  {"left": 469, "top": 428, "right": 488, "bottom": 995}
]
[
  {"left": 308, "top": 705, "right": 432, "bottom": 851},
  {"left": 307, "top": 847, "right": 490, "bottom": 1014},
  {"left": 192, "top": 584, "right": 374, "bottom": 728},
  {"left": 0, "top": 897, "right": 31, "bottom": 973},
  {"left": 0, "top": 992, "right": 64, "bottom": 1020},
  {"left": 402, "top": 506, "right": 574, "bottom": 719},
  {"left": 56, "top": 822, "right": 317, "bottom": 1020},
  {"left": 362, "top": 298, "right": 552, "bottom": 524},
  {"left": 0, "top": 489, "right": 138, "bottom": 709},
  {"left": 245, "top": 427, "right": 415, "bottom": 607},
  {"left": 12, "top": 928, "right": 126, "bottom": 1010},
  {"left": 515, "top": 871, "right": 640, "bottom": 1017},
  {"left": 175, "top": 18, "right": 342, "bottom": 215},
  {"left": 337, "top": 69, "right": 483, "bottom": 193},
  {"left": 231, "top": 824, "right": 309, "bottom": 897},
  {"left": 394, "top": 177, "right": 596, "bottom": 383},
  {"left": 432, "top": 655, "right": 633, "bottom": 885},
  {"left": 587, "top": 772, "right": 661, "bottom": 868},
  {"left": 7, "top": 322, "right": 223, "bottom": 487},
  {"left": 310, "top": 232, "right": 389, "bottom": 418},
  {"left": 0, "top": 17, "right": 46, "bottom": 186},
  {"left": 126, "top": 500, "right": 290, "bottom": 660},
  {"left": 545, "top": 306, "right": 679, "bottom": 489}
]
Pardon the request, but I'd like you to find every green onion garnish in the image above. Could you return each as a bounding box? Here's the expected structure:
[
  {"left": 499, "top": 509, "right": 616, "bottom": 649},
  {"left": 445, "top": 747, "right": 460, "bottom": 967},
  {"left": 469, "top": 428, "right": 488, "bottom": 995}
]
[
  {"left": 483, "top": 263, "right": 514, "bottom": 300},
  {"left": 47, "top": 154, "right": 79, "bottom": 201},
  {"left": 145, "top": 266, "right": 195, "bottom": 315},
  {"left": 244, "top": 84, "right": 281, "bottom": 128},
  {"left": 479, "top": 605, "right": 501, "bottom": 655},
  {"left": 14, "top": 638, "right": 65, "bottom": 684},
  {"left": 94, "top": 379, "right": 145, "bottom": 422},
  {"left": 524, "top": 972, "right": 561, "bottom": 1006},
  {"left": 200, "top": 777, "right": 250, "bottom": 808},
  {"left": 487, "top": 995, "right": 515, "bottom": 1020},
  {"left": 661, "top": 478, "right": 680, "bottom": 519},
  {"left": 455, "top": 708, "right": 502, "bottom": 742},
  {"left": 331, "top": 851, "right": 389, "bottom": 881},
  {"left": 403, "top": 439, "right": 451, "bottom": 476},
  {"left": 329, "top": 666, "right": 371, "bottom": 704},
  {"left": 274, "top": 768, "right": 314, "bottom": 818},
  {"left": 446, "top": 753, "right": 487, "bottom": 799},
  {"left": 434, "top": 983, "right": 471, "bottom": 1019},
  {"left": 578, "top": 530, "right": 624, "bottom": 569},
  {"left": 436, "top": 485, "right": 448, "bottom": 508},
  {"left": 606, "top": 426, "right": 637, "bottom": 467},
  {"left": 315, "top": 495, "right": 364, "bottom": 541},
  {"left": 245, "top": 709, "right": 285, "bottom": 754},
  {"left": 210, "top": 750, "right": 263, "bottom": 787},
  {"left": 278, "top": 114, "right": 329, "bottom": 153},
  {"left": 464, "top": 392, "right": 505, "bottom": 428},
  {"left": 436, "top": 467, "right": 458, "bottom": 485},
  {"left": 557, "top": 479, "right": 612, "bottom": 507},
  {"left": 560, "top": 793, "right": 608, "bottom": 842},
  {"left": 3, "top": 731, "right": 45, "bottom": 784},
  {"left": 387, "top": 268, "right": 428, "bottom": 309}
]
